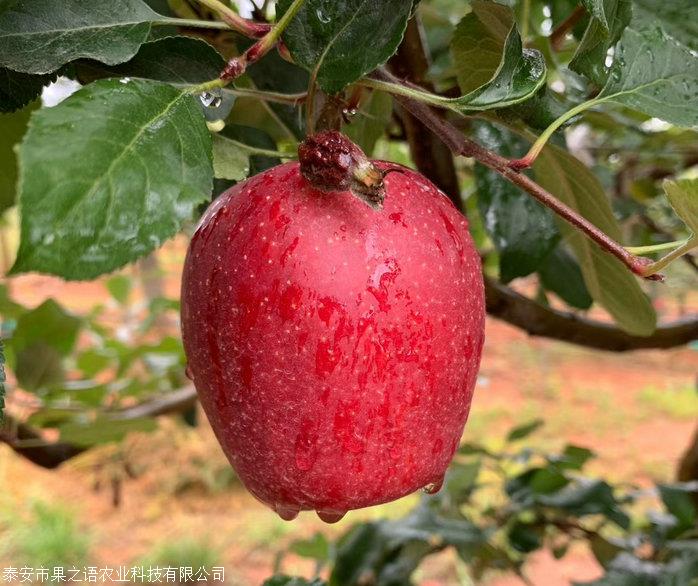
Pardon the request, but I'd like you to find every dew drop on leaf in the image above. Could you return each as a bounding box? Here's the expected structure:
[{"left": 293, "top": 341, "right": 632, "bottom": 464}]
[
  {"left": 199, "top": 91, "right": 223, "bottom": 108},
  {"left": 316, "top": 8, "right": 331, "bottom": 23}
]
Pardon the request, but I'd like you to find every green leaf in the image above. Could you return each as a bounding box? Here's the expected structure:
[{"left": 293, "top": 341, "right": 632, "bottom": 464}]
[
  {"left": 0, "top": 0, "right": 159, "bottom": 74},
  {"left": 344, "top": 90, "right": 393, "bottom": 157},
  {"left": 278, "top": 0, "right": 413, "bottom": 94},
  {"left": 10, "top": 299, "right": 81, "bottom": 391},
  {"left": 506, "top": 419, "right": 544, "bottom": 442},
  {"left": 538, "top": 246, "right": 593, "bottom": 310},
  {"left": 0, "top": 100, "right": 36, "bottom": 213},
  {"left": 581, "top": 0, "right": 613, "bottom": 31},
  {"left": 77, "top": 349, "right": 112, "bottom": 378},
  {"left": 74, "top": 36, "right": 226, "bottom": 85},
  {"left": 632, "top": 0, "right": 697, "bottom": 51},
  {"left": 663, "top": 179, "right": 698, "bottom": 234},
  {"left": 533, "top": 145, "right": 657, "bottom": 336},
  {"left": 0, "top": 68, "right": 55, "bottom": 113},
  {"left": 570, "top": 0, "right": 631, "bottom": 85},
  {"left": 105, "top": 275, "right": 132, "bottom": 305},
  {"left": 540, "top": 480, "right": 630, "bottom": 529},
  {"left": 0, "top": 0, "right": 17, "bottom": 14},
  {"left": 597, "top": 0, "right": 698, "bottom": 127},
  {"left": 555, "top": 445, "right": 595, "bottom": 470},
  {"left": 212, "top": 134, "right": 251, "bottom": 182},
  {"left": 449, "top": 0, "right": 547, "bottom": 111},
  {"left": 222, "top": 125, "right": 281, "bottom": 175},
  {"left": 508, "top": 520, "right": 543, "bottom": 553},
  {"left": 589, "top": 534, "right": 623, "bottom": 568},
  {"left": 11, "top": 78, "right": 213, "bottom": 280},
  {"left": 659, "top": 483, "right": 697, "bottom": 531},
  {"left": 14, "top": 341, "right": 65, "bottom": 391},
  {"left": 290, "top": 533, "right": 331, "bottom": 562},
  {"left": 59, "top": 416, "right": 157, "bottom": 447},
  {"left": 331, "top": 503, "right": 486, "bottom": 586},
  {"left": 474, "top": 123, "right": 559, "bottom": 283},
  {"left": 507, "top": 468, "right": 569, "bottom": 503},
  {"left": 12, "top": 299, "right": 81, "bottom": 356}
]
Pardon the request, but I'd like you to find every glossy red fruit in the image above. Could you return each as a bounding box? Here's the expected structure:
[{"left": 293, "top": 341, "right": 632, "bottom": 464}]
[{"left": 181, "top": 159, "right": 485, "bottom": 522}]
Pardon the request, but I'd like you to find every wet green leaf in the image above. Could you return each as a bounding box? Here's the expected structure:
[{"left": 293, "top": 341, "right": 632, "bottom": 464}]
[
  {"left": 581, "top": 0, "right": 613, "bottom": 31},
  {"left": 0, "top": 100, "right": 37, "bottom": 213},
  {"left": 597, "top": 0, "right": 698, "bottom": 127},
  {"left": 534, "top": 145, "right": 656, "bottom": 336},
  {"left": 74, "top": 36, "right": 226, "bottom": 85},
  {"left": 12, "top": 79, "right": 213, "bottom": 280},
  {"left": 474, "top": 124, "right": 559, "bottom": 282},
  {"left": 278, "top": 0, "right": 413, "bottom": 94},
  {"left": 663, "top": 179, "right": 698, "bottom": 234},
  {"left": 570, "top": 0, "right": 631, "bottom": 85},
  {"left": 212, "top": 134, "right": 250, "bottom": 182},
  {"left": 0, "top": 0, "right": 159, "bottom": 74},
  {"left": 449, "top": 0, "right": 547, "bottom": 111}
]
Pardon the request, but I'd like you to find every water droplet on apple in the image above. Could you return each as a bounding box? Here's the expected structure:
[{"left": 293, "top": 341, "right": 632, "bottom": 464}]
[
  {"left": 276, "top": 504, "right": 300, "bottom": 521},
  {"left": 422, "top": 476, "right": 444, "bottom": 494},
  {"left": 317, "top": 510, "right": 345, "bottom": 523},
  {"left": 185, "top": 364, "right": 194, "bottom": 381},
  {"left": 119, "top": 77, "right": 131, "bottom": 84},
  {"left": 199, "top": 91, "right": 222, "bottom": 108}
]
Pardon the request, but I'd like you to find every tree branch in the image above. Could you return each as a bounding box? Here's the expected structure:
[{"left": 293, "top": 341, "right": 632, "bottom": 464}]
[
  {"left": 550, "top": 5, "right": 586, "bottom": 51},
  {"left": 371, "top": 68, "right": 660, "bottom": 280},
  {"left": 0, "top": 386, "right": 197, "bottom": 469},
  {"left": 387, "top": 19, "right": 461, "bottom": 207},
  {"left": 485, "top": 277, "right": 698, "bottom": 351}
]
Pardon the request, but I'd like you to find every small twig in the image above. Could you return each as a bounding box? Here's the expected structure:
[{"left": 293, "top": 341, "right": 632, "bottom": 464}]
[
  {"left": 219, "top": 0, "right": 305, "bottom": 81},
  {"left": 191, "top": 0, "right": 271, "bottom": 37},
  {"left": 550, "top": 5, "right": 586, "bottom": 51},
  {"left": 224, "top": 87, "right": 306, "bottom": 105},
  {"left": 372, "top": 68, "right": 660, "bottom": 281},
  {"left": 640, "top": 236, "right": 698, "bottom": 277}
]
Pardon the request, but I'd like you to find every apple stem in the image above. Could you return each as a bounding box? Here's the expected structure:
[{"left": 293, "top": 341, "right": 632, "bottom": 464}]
[{"left": 297, "top": 131, "right": 387, "bottom": 210}]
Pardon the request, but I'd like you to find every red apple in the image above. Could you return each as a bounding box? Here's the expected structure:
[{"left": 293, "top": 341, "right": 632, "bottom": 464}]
[{"left": 181, "top": 145, "right": 484, "bottom": 523}]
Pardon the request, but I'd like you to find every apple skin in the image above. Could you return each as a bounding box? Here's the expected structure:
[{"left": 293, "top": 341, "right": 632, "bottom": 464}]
[{"left": 181, "top": 161, "right": 485, "bottom": 521}]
